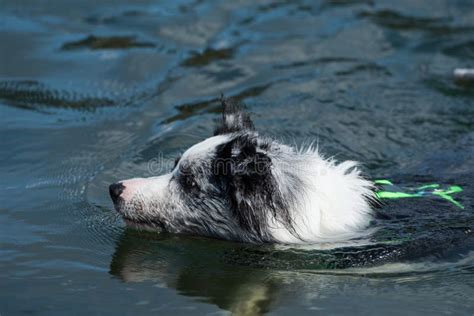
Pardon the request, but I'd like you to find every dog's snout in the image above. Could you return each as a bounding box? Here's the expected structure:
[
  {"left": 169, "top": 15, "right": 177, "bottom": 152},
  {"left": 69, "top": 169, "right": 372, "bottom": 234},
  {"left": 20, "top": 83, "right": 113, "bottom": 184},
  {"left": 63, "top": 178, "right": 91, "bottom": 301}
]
[{"left": 109, "top": 182, "right": 125, "bottom": 203}]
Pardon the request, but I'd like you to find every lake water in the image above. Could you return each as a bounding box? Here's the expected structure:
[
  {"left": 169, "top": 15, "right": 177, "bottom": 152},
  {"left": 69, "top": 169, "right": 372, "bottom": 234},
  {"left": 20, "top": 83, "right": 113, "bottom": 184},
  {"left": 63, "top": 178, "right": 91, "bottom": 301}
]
[{"left": 1, "top": 0, "right": 473, "bottom": 315}]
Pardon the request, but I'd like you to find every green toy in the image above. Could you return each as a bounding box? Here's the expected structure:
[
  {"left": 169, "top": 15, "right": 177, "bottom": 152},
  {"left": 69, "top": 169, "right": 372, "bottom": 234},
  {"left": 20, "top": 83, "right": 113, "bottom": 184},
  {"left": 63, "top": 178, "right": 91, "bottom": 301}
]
[{"left": 374, "top": 179, "right": 464, "bottom": 209}]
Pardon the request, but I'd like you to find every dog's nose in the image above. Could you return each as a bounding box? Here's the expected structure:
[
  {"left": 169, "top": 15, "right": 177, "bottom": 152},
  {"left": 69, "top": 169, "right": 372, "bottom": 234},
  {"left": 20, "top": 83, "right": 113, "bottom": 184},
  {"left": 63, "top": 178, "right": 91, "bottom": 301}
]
[{"left": 109, "top": 182, "right": 125, "bottom": 204}]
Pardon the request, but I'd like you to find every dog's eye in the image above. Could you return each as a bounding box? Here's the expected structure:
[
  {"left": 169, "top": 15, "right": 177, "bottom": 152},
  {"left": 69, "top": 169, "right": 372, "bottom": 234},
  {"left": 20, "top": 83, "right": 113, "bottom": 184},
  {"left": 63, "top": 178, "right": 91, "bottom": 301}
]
[
  {"left": 178, "top": 165, "right": 199, "bottom": 191},
  {"left": 186, "top": 176, "right": 197, "bottom": 188},
  {"left": 180, "top": 173, "right": 198, "bottom": 191}
]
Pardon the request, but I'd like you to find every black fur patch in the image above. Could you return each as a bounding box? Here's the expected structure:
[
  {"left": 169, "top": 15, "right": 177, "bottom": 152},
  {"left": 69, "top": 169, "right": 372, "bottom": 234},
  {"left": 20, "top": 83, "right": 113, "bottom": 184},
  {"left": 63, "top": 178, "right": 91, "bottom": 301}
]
[
  {"left": 212, "top": 134, "right": 297, "bottom": 242},
  {"left": 214, "top": 96, "right": 255, "bottom": 135}
]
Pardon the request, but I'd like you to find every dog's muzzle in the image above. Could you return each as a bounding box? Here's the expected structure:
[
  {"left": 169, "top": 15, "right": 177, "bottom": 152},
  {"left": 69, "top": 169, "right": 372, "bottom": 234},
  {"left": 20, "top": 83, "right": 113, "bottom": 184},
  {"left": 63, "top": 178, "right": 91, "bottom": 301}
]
[{"left": 109, "top": 182, "right": 125, "bottom": 204}]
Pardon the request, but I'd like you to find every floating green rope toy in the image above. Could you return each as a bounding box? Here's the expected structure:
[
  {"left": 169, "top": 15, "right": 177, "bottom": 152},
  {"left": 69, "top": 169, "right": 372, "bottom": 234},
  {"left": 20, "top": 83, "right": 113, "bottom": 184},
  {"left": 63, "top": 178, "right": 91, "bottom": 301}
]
[{"left": 374, "top": 179, "right": 464, "bottom": 209}]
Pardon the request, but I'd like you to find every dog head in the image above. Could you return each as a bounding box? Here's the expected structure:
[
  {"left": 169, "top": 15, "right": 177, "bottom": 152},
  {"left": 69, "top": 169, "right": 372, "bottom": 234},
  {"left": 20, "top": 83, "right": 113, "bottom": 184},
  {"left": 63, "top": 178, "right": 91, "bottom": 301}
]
[
  {"left": 110, "top": 97, "right": 374, "bottom": 243},
  {"left": 110, "top": 97, "right": 299, "bottom": 243}
]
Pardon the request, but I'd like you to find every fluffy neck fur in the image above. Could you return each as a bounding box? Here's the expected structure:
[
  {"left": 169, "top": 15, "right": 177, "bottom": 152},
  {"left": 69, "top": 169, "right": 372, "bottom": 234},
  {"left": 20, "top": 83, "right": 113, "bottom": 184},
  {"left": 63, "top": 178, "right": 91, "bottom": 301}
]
[{"left": 267, "top": 144, "right": 375, "bottom": 243}]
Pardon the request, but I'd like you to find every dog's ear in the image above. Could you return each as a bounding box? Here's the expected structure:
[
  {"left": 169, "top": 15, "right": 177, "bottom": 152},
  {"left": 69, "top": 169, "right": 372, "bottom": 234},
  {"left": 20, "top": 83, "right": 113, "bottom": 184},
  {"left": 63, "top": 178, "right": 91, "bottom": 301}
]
[
  {"left": 214, "top": 96, "right": 255, "bottom": 135},
  {"left": 214, "top": 135, "right": 290, "bottom": 239}
]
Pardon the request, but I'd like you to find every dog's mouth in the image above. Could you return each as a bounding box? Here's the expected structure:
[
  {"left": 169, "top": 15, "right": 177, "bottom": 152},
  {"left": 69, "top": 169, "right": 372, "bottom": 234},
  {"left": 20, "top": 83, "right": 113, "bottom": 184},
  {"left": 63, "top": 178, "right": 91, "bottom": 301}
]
[
  {"left": 121, "top": 216, "right": 166, "bottom": 232},
  {"left": 111, "top": 196, "right": 166, "bottom": 232}
]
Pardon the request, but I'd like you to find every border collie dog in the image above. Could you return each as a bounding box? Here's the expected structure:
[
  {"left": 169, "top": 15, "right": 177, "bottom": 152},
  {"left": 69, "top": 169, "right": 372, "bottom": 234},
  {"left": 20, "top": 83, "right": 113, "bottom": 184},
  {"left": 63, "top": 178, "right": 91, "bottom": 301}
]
[{"left": 110, "top": 98, "right": 375, "bottom": 244}]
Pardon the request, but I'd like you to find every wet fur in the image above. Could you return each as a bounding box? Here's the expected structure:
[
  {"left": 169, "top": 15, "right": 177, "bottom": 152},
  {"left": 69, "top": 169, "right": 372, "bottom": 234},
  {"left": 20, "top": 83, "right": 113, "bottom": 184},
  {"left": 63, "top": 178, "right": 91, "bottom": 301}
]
[{"left": 111, "top": 97, "right": 376, "bottom": 244}]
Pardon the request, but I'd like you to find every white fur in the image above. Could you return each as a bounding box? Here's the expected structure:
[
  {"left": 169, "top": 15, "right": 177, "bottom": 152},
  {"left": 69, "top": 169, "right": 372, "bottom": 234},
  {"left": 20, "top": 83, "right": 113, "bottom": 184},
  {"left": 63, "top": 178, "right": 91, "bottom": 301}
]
[
  {"left": 269, "top": 144, "right": 374, "bottom": 243},
  {"left": 114, "top": 135, "right": 374, "bottom": 244},
  {"left": 180, "top": 134, "right": 231, "bottom": 163}
]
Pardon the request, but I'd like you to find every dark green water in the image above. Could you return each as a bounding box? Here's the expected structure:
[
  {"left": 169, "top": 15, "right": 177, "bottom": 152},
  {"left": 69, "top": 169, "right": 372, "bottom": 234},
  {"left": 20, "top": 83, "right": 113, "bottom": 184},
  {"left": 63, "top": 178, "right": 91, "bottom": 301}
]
[{"left": 1, "top": 0, "right": 474, "bottom": 315}]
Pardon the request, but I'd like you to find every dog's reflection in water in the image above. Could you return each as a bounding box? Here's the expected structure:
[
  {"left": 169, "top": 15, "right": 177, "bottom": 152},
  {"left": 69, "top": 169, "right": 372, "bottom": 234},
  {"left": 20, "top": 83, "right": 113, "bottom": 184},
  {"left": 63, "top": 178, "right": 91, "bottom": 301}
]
[{"left": 109, "top": 230, "right": 280, "bottom": 316}]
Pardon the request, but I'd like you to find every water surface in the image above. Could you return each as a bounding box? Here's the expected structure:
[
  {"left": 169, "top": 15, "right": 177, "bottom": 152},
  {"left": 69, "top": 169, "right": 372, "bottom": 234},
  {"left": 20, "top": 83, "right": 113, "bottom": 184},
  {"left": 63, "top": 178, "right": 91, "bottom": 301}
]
[{"left": 1, "top": 0, "right": 474, "bottom": 315}]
